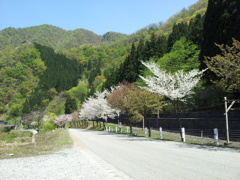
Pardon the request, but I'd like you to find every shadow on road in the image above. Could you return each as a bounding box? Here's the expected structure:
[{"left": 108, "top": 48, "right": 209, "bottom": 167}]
[
  {"left": 174, "top": 142, "right": 240, "bottom": 153},
  {"left": 70, "top": 128, "right": 240, "bottom": 153}
]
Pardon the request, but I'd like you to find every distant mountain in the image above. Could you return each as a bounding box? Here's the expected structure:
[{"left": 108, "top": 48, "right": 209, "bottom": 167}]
[
  {"left": 101, "top": 32, "right": 127, "bottom": 42},
  {"left": 0, "top": 24, "right": 128, "bottom": 51},
  {"left": 0, "top": 0, "right": 207, "bottom": 51}
]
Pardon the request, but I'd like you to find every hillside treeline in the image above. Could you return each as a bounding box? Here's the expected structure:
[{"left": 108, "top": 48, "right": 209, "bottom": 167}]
[{"left": 1, "top": 0, "right": 240, "bottom": 124}]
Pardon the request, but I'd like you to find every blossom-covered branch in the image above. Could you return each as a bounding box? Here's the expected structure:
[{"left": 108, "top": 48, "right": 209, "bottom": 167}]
[
  {"left": 139, "top": 61, "right": 207, "bottom": 100},
  {"left": 55, "top": 114, "right": 72, "bottom": 127},
  {"left": 79, "top": 90, "right": 117, "bottom": 121}
]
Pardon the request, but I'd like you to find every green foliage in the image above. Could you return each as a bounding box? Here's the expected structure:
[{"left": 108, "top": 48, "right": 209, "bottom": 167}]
[
  {"left": 0, "top": 43, "right": 46, "bottom": 117},
  {"left": 69, "top": 85, "right": 88, "bottom": 100},
  {"left": 18, "top": 43, "right": 83, "bottom": 112},
  {"left": 167, "top": 22, "right": 188, "bottom": 50},
  {"left": 205, "top": 39, "right": 240, "bottom": 93},
  {"left": 2, "top": 0, "right": 238, "bottom": 124},
  {"left": 6, "top": 130, "right": 33, "bottom": 139},
  {"left": 65, "top": 94, "right": 78, "bottom": 114},
  {"left": 200, "top": 0, "right": 240, "bottom": 70},
  {"left": 41, "top": 122, "right": 56, "bottom": 132},
  {"left": 34, "top": 43, "right": 81, "bottom": 92},
  {"left": 0, "top": 125, "right": 11, "bottom": 133},
  {"left": 101, "top": 31, "right": 127, "bottom": 42},
  {"left": 157, "top": 37, "right": 200, "bottom": 72},
  {"left": 0, "top": 132, "right": 8, "bottom": 140},
  {"left": 44, "top": 93, "right": 67, "bottom": 115},
  {"left": 131, "top": 0, "right": 207, "bottom": 40},
  {"left": 0, "top": 25, "right": 128, "bottom": 51},
  {"left": 187, "top": 14, "right": 204, "bottom": 46},
  {"left": 185, "top": 84, "right": 226, "bottom": 112},
  {"left": 96, "top": 83, "right": 103, "bottom": 92},
  {"left": 7, "top": 103, "right": 23, "bottom": 117},
  {"left": 65, "top": 81, "right": 90, "bottom": 114},
  {"left": 104, "top": 35, "right": 168, "bottom": 88}
]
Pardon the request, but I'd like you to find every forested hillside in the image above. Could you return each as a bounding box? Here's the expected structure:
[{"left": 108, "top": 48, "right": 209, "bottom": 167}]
[
  {"left": 0, "top": 24, "right": 127, "bottom": 51},
  {"left": 0, "top": 42, "right": 82, "bottom": 122},
  {"left": 1, "top": 0, "right": 240, "bottom": 127},
  {"left": 104, "top": 0, "right": 240, "bottom": 113}
]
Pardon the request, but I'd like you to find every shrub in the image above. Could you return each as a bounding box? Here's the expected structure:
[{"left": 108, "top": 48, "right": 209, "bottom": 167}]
[
  {"left": 0, "top": 125, "right": 11, "bottom": 133},
  {"left": 41, "top": 122, "right": 56, "bottom": 132}
]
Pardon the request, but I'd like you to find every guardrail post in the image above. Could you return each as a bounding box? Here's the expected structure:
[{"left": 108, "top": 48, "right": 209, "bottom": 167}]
[
  {"left": 181, "top": 127, "right": 185, "bottom": 142},
  {"left": 134, "top": 128, "right": 136, "bottom": 136},
  {"left": 159, "top": 127, "right": 163, "bottom": 139},
  {"left": 144, "top": 127, "right": 148, "bottom": 135},
  {"left": 120, "top": 122, "right": 122, "bottom": 133},
  {"left": 214, "top": 128, "right": 219, "bottom": 146}
]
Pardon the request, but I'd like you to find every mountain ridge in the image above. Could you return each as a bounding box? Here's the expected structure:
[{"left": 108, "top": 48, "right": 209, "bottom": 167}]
[
  {"left": 0, "top": 24, "right": 128, "bottom": 51},
  {"left": 0, "top": 0, "right": 208, "bottom": 51}
]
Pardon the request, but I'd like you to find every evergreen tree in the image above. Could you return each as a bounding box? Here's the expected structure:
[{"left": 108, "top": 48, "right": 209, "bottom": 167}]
[
  {"left": 155, "top": 35, "right": 168, "bottom": 58},
  {"left": 87, "top": 60, "right": 92, "bottom": 70},
  {"left": 144, "top": 33, "right": 157, "bottom": 59},
  {"left": 136, "top": 39, "right": 145, "bottom": 61},
  {"left": 119, "top": 43, "right": 139, "bottom": 83},
  {"left": 157, "top": 37, "right": 200, "bottom": 73},
  {"left": 65, "top": 94, "right": 77, "bottom": 114},
  {"left": 167, "top": 22, "right": 188, "bottom": 51},
  {"left": 103, "top": 68, "right": 117, "bottom": 90},
  {"left": 200, "top": 0, "right": 240, "bottom": 70},
  {"left": 187, "top": 14, "right": 204, "bottom": 46},
  {"left": 88, "top": 69, "right": 97, "bottom": 85}
]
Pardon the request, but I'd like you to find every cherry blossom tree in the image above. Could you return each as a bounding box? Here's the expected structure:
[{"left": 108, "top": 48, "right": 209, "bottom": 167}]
[
  {"left": 79, "top": 90, "right": 117, "bottom": 127},
  {"left": 139, "top": 61, "right": 207, "bottom": 140},
  {"left": 54, "top": 114, "right": 72, "bottom": 128},
  {"left": 139, "top": 61, "right": 207, "bottom": 100}
]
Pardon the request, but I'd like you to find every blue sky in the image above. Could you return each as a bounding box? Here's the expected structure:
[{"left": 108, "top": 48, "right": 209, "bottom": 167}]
[{"left": 0, "top": 0, "right": 199, "bottom": 35}]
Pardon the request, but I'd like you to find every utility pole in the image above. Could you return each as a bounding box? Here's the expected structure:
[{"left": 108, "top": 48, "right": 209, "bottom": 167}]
[
  {"left": 224, "top": 97, "right": 240, "bottom": 144},
  {"left": 224, "top": 97, "right": 230, "bottom": 143}
]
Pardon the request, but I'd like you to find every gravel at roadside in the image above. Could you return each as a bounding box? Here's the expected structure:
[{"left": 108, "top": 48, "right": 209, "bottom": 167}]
[{"left": 0, "top": 144, "right": 131, "bottom": 180}]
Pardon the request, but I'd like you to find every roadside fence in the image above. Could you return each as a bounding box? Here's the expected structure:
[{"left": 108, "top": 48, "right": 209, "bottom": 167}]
[{"left": 105, "top": 124, "right": 240, "bottom": 148}]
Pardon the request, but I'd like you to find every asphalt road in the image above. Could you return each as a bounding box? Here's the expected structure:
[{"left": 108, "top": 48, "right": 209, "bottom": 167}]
[{"left": 69, "top": 128, "right": 240, "bottom": 180}]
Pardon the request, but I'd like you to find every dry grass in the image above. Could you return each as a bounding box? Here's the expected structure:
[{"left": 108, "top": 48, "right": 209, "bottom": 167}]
[{"left": 0, "top": 129, "right": 72, "bottom": 159}]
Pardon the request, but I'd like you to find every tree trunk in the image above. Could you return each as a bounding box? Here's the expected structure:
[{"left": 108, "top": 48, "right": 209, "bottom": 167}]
[
  {"left": 130, "top": 125, "right": 132, "bottom": 134},
  {"left": 146, "top": 118, "right": 151, "bottom": 137},
  {"left": 176, "top": 98, "right": 183, "bottom": 141},
  {"left": 103, "top": 121, "right": 106, "bottom": 128}
]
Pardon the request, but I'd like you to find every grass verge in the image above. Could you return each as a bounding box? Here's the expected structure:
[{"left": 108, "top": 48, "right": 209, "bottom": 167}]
[{"left": 0, "top": 129, "right": 72, "bottom": 159}]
